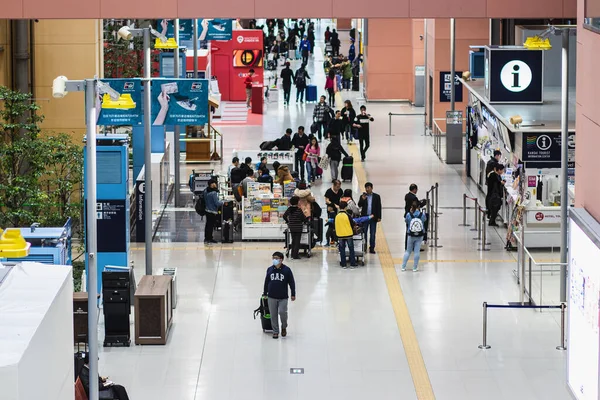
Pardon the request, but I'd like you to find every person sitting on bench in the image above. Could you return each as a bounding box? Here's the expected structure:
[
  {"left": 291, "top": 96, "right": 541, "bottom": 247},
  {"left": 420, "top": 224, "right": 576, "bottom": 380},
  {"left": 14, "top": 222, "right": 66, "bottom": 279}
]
[{"left": 79, "top": 354, "right": 130, "bottom": 400}]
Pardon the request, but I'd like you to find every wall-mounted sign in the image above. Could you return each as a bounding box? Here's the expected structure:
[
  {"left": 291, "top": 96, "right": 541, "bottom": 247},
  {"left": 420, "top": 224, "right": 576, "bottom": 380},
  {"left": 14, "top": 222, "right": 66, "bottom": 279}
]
[
  {"left": 522, "top": 131, "right": 576, "bottom": 169},
  {"left": 96, "top": 200, "right": 127, "bottom": 252},
  {"left": 158, "top": 19, "right": 233, "bottom": 42},
  {"left": 485, "top": 47, "right": 543, "bottom": 103},
  {"left": 151, "top": 79, "right": 209, "bottom": 126},
  {"left": 446, "top": 110, "right": 463, "bottom": 124},
  {"left": 439, "top": 71, "right": 463, "bottom": 103},
  {"left": 96, "top": 79, "right": 142, "bottom": 126}
]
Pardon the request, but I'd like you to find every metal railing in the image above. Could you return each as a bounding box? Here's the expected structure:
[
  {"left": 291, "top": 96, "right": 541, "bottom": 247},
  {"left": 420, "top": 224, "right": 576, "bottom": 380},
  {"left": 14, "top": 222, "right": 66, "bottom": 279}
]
[
  {"left": 478, "top": 302, "right": 566, "bottom": 351},
  {"left": 180, "top": 125, "right": 224, "bottom": 164},
  {"left": 432, "top": 119, "right": 445, "bottom": 159},
  {"left": 511, "top": 231, "right": 567, "bottom": 306},
  {"left": 425, "top": 183, "right": 442, "bottom": 248},
  {"left": 387, "top": 112, "right": 426, "bottom": 137},
  {"left": 460, "top": 194, "right": 490, "bottom": 251}
]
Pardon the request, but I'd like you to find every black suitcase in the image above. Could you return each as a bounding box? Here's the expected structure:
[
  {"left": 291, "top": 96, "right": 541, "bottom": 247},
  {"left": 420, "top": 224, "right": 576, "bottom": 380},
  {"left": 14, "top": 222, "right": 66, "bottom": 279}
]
[
  {"left": 341, "top": 156, "right": 354, "bottom": 181},
  {"left": 253, "top": 297, "right": 272, "bottom": 332}
]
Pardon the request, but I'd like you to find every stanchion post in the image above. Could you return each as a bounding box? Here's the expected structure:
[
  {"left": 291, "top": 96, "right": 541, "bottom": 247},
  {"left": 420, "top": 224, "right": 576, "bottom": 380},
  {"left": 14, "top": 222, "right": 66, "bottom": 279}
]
[
  {"left": 435, "top": 182, "right": 442, "bottom": 215},
  {"left": 478, "top": 302, "right": 491, "bottom": 349},
  {"left": 459, "top": 194, "right": 470, "bottom": 226},
  {"left": 478, "top": 209, "right": 490, "bottom": 251},
  {"left": 557, "top": 303, "right": 567, "bottom": 350},
  {"left": 471, "top": 198, "right": 479, "bottom": 232},
  {"left": 475, "top": 208, "right": 483, "bottom": 241}
]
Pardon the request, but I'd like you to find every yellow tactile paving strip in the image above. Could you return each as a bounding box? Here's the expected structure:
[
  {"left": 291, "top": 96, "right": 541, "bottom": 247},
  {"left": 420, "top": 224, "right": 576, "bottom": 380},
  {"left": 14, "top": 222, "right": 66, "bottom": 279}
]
[{"left": 350, "top": 146, "right": 436, "bottom": 400}]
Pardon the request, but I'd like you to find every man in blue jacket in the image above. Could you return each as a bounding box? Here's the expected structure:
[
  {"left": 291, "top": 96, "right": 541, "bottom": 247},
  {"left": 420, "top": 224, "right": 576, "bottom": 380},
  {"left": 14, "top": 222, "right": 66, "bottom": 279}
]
[
  {"left": 263, "top": 252, "right": 296, "bottom": 339},
  {"left": 204, "top": 179, "right": 224, "bottom": 244},
  {"left": 300, "top": 35, "right": 311, "bottom": 65}
]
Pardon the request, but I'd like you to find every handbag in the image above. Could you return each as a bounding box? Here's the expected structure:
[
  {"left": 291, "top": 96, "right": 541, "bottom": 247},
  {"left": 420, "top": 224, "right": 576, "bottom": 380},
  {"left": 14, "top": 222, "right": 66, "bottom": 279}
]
[
  {"left": 319, "top": 154, "right": 330, "bottom": 170},
  {"left": 302, "top": 152, "right": 308, "bottom": 161}
]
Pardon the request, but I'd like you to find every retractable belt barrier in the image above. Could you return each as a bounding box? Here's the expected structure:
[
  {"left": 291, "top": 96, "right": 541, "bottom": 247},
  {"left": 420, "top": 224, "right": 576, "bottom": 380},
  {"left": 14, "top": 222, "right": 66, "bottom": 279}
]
[{"left": 478, "top": 301, "right": 566, "bottom": 351}]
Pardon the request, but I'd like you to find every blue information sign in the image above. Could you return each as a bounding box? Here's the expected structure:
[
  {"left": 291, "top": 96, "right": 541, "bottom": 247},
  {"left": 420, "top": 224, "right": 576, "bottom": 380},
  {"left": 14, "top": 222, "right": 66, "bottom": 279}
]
[
  {"left": 151, "top": 79, "right": 209, "bottom": 126},
  {"left": 158, "top": 19, "right": 233, "bottom": 42},
  {"left": 97, "top": 79, "right": 142, "bottom": 126}
]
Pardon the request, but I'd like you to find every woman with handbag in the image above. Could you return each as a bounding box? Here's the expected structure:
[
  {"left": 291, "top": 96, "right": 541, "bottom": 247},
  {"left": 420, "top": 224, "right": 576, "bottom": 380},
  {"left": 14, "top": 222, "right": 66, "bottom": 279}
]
[{"left": 304, "top": 137, "right": 320, "bottom": 183}]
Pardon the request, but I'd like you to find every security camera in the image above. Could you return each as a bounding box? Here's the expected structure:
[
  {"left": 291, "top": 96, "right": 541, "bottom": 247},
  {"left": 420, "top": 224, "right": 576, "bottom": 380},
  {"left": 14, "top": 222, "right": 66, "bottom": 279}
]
[
  {"left": 52, "top": 76, "right": 68, "bottom": 98},
  {"left": 118, "top": 26, "right": 133, "bottom": 41}
]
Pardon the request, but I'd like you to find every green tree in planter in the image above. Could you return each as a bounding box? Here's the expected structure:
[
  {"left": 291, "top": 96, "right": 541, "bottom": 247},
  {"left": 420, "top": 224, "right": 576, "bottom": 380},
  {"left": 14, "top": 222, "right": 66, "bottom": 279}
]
[
  {"left": 38, "top": 133, "right": 83, "bottom": 234},
  {"left": 0, "top": 87, "right": 46, "bottom": 227}
]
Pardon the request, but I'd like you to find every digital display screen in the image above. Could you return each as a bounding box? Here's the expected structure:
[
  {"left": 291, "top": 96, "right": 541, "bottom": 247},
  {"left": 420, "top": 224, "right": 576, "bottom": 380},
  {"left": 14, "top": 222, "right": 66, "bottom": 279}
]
[
  {"left": 568, "top": 219, "right": 600, "bottom": 400},
  {"left": 233, "top": 50, "right": 264, "bottom": 68},
  {"left": 97, "top": 152, "right": 122, "bottom": 185}
]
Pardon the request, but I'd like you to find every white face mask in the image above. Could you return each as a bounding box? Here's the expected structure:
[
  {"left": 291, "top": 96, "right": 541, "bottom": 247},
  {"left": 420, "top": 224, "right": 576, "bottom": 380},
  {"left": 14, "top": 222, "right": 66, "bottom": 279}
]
[{"left": 272, "top": 259, "right": 281, "bottom": 266}]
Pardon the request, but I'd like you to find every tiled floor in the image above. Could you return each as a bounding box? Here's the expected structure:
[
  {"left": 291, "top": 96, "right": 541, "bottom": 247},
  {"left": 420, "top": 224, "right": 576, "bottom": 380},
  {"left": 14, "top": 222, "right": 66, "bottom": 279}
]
[{"left": 97, "top": 19, "right": 570, "bottom": 400}]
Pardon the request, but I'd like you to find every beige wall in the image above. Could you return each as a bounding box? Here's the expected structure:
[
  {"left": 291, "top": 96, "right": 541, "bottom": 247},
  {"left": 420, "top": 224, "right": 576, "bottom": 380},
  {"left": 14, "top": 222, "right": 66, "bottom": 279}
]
[
  {"left": 33, "top": 19, "right": 102, "bottom": 140},
  {"left": 365, "top": 19, "right": 415, "bottom": 101},
  {"left": 0, "top": 21, "right": 12, "bottom": 88},
  {"left": 576, "top": 0, "right": 600, "bottom": 220},
  {"left": 426, "top": 18, "right": 489, "bottom": 131}
]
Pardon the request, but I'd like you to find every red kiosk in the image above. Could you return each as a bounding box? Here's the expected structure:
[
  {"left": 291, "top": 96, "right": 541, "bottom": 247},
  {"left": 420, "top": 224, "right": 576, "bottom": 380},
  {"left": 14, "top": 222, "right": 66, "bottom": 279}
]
[{"left": 211, "top": 29, "right": 264, "bottom": 113}]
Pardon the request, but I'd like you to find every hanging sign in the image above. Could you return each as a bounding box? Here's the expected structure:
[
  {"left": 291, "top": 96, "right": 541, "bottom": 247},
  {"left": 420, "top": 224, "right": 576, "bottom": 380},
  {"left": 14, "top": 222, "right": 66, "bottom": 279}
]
[
  {"left": 151, "top": 79, "right": 209, "bottom": 126},
  {"left": 485, "top": 48, "right": 543, "bottom": 103},
  {"left": 439, "top": 71, "right": 463, "bottom": 103},
  {"left": 96, "top": 79, "right": 142, "bottom": 126},
  {"left": 158, "top": 19, "right": 233, "bottom": 42}
]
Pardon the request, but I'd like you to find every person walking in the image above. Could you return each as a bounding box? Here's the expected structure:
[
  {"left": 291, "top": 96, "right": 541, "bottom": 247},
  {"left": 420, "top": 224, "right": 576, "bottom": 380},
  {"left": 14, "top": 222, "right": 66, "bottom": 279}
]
[
  {"left": 401, "top": 201, "right": 427, "bottom": 272},
  {"left": 341, "top": 100, "right": 357, "bottom": 144},
  {"left": 330, "top": 28, "right": 340, "bottom": 56},
  {"left": 292, "top": 126, "right": 309, "bottom": 181},
  {"left": 487, "top": 164, "right": 506, "bottom": 227},
  {"left": 204, "top": 179, "right": 224, "bottom": 244},
  {"left": 299, "top": 35, "right": 311, "bottom": 65},
  {"left": 335, "top": 201, "right": 358, "bottom": 269},
  {"left": 348, "top": 38, "right": 356, "bottom": 63},
  {"left": 325, "top": 135, "right": 348, "bottom": 181},
  {"left": 313, "top": 95, "right": 332, "bottom": 141},
  {"left": 358, "top": 182, "right": 382, "bottom": 254},
  {"left": 280, "top": 62, "right": 295, "bottom": 106},
  {"left": 283, "top": 196, "right": 308, "bottom": 259},
  {"left": 325, "top": 26, "right": 331, "bottom": 43},
  {"left": 307, "top": 25, "right": 316, "bottom": 55},
  {"left": 263, "top": 251, "right": 296, "bottom": 339},
  {"left": 325, "top": 70, "right": 336, "bottom": 108},
  {"left": 295, "top": 64, "right": 310, "bottom": 104},
  {"left": 341, "top": 58, "right": 353, "bottom": 91},
  {"left": 244, "top": 69, "right": 255, "bottom": 109},
  {"left": 353, "top": 105, "right": 374, "bottom": 161},
  {"left": 304, "top": 136, "right": 320, "bottom": 183},
  {"left": 327, "top": 109, "right": 344, "bottom": 139}
]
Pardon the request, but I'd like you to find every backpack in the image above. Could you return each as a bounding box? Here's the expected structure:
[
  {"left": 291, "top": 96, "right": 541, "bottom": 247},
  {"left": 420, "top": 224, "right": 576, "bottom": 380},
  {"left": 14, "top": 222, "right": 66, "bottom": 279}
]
[
  {"left": 233, "top": 184, "right": 243, "bottom": 202},
  {"left": 408, "top": 212, "right": 424, "bottom": 237},
  {"left": 296, "top": 72, "right": 306, "bottom": 86},
  {"left": 195, "top": 191, "right": 207, "bottom": 216},
  {"left": 310, "top": 122, "right": 318, "bottom": 134}
]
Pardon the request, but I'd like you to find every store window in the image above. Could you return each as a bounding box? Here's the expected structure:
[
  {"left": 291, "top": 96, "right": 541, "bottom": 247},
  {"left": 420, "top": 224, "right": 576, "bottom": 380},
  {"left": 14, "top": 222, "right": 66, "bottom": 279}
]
[{"left": 584, "top": 0, "right": 600, "bottom": 33}]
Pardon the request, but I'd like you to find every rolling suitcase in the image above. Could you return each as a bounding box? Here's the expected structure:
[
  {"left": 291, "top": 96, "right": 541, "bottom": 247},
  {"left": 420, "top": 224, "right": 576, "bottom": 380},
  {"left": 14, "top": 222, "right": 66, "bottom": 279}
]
[
  {"left": 253, "top": 296, "right": 272, "bottom": 332},
  {"left": 341, "top": 156, "right": 354, "bottom": 182},
  {"left": 305, "top": 85, "right": 317, "bottom": 103},
  {"left": 288, "top": 49, "right": 295, "bottom": 59}
]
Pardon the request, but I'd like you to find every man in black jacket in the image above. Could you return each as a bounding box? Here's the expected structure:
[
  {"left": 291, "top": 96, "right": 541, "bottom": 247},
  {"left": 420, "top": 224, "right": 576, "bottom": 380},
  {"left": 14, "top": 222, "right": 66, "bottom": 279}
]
[
  {"left": 283, "top": 196, "right": 308, "bottom": 259},
  {"left": 276, "top": 128, "right": 293, "bottom": 151},
  {"left": 487, "top": 164, "right": 506, "bottom": 227},
  {"left": 80, "top": 356, "right": 130, "bottom": 400},
  {"left": 263, "top": 251, "right": 296, "bottom": 339},
  {"left": 404, "top": 184, "right": 419, "bottom": 217},
  {"left": 358, "top": 182, "right": 382, "bottom": 254},
  {"left": 291, "top": 126, "right": 310, "bottom": 181},
  {"left": 485, "top": 150, "right": 502, "bottom": 217}
]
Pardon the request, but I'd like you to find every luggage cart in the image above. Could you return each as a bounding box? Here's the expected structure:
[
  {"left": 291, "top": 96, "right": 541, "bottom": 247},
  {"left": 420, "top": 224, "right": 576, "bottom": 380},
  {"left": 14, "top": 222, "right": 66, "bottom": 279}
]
[
  {"left": 284, "top": 222, "right": 314, "bottom": 258},
  {"left": 341, "top": 231, "right": 367, "bottom": 266},
  {"left": 189, "top": 169, "right": 214, "bottom": 196}
]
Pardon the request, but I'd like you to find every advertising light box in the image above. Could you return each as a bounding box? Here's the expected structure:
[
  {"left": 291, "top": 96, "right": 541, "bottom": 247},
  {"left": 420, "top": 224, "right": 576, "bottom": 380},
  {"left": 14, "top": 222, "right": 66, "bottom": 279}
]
[{"left": 568, "top": 218, "right": 600, "bottom": 400}]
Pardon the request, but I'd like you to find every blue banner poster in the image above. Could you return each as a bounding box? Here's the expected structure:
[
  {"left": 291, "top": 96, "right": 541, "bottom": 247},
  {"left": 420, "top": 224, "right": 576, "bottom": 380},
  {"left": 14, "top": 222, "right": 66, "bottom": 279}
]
[
  {"left": 97, "top": 79, "right": 142, "bottom": 126},
  {"left": 158, "top": 19, "right": 233, "bottom": 42},
  {"left": 151, "top": 79, "right": 209, "bottom": 126},
  {"left": 199, "top": 19, "right": 233, "bottom": 41}
]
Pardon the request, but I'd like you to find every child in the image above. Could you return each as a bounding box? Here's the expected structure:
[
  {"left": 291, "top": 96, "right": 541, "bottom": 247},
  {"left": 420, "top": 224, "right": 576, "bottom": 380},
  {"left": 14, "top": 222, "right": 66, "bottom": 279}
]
[{"left": 325, "top": 204, "right": 337, "bottom": 246}]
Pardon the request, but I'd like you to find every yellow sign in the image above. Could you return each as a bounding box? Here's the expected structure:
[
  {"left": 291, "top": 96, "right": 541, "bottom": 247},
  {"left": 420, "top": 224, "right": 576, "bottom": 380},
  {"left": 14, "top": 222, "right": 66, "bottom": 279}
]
[{"left": 0, "top": 229, "right": 31, "bottom": 258}]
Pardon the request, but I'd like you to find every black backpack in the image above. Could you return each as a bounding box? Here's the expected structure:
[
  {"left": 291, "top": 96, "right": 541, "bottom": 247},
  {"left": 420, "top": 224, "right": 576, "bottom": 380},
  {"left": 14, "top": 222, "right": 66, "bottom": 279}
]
[
  {"left": 296, "top": 71, "right": 306, "bottom": 86},
  {"left": 195, "top": 190, "right": 207, "bottom": 216},
  {"left": 260, "top": 141, "right": 276, "bottom": 150}
]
